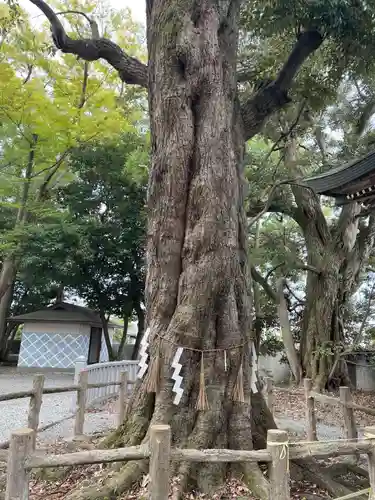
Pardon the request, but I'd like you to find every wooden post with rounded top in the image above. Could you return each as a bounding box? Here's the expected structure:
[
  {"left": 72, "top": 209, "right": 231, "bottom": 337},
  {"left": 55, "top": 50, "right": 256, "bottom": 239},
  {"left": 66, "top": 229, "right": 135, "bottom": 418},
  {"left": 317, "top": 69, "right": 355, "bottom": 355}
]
[
  {"left": 74, "top": 370, "right": 88, "bottom": 437},
  {"left": 5, "top": 428, "right": 34, "bottom": 500},
  {"left": 28, "top": 374, "right": 45, "bottom": 450},
  {"left": 304, "top": 378, "right": 317, "bottom": 441},
  {"left": 340, "top": 386, "right": 357, "bottom": 440},
  {"left": 150, "top": 425, "right": 171, "bottom": 500},
  {"left": 267, "top": 429, "right": 290, "bottom": 500},
  {"left": 117, "top": 371, "right": 128, "bottom": 426}
]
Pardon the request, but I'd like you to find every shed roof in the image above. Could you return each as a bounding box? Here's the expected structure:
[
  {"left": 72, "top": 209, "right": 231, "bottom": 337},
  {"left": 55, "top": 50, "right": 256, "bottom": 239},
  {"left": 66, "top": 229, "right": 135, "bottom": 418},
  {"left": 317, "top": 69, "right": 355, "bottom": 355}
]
[
  {"left": 303, "top": 149, "right": 375, "bottom": 205},
  {"left": 9, "top": 302, "right": 120, "bottom": 328}
]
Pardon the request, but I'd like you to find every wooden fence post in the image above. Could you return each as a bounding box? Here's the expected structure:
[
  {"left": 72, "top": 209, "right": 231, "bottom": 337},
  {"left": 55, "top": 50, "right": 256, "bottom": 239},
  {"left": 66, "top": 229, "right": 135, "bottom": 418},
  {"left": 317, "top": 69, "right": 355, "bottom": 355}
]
[
  {"left": 304, "top": 378, "right": 317, "bottom": 441},
  {"left": 118, "top": 371, "right": 128, "bottom": 427},
  {"left": 265, "top": 377, "right": 274, "bottom": 415},
  {"left": 364, "top": 426, "right": 375, "bottom": 499},
  {"left": 340, "top": 386, "right": 357, "bottom": 440},
  {"left": 5, "top": 428, "right": 34, "bottom": 500},
  {"left": 74, "top": 370, "right": 88, "bottom": 437},
  {"left": 28, "top": 374, "right": 44, "bottom": 450},
  {"left": 150, "top": 425, "right": 171, "bottom": 500},
  {"left": 267, "top": 429, "right": 290, "bottom": 500}
]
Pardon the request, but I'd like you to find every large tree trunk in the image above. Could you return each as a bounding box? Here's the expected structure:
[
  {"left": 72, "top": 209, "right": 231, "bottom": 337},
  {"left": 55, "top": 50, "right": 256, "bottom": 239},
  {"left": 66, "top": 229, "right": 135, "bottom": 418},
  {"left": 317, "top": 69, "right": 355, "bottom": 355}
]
[
  {"left": 66, "top": 1, "right": 270, "bottom": 498},
  {"left": 23, "top": 0, "right": 333, "bottom": 497},
  {"left": 300, "top": 254, "right": 344, "bottom": 390}
]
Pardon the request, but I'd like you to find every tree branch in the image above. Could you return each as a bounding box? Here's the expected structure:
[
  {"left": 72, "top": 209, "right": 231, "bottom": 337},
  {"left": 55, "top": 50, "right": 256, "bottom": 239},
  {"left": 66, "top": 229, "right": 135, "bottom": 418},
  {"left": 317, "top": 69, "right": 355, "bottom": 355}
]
[
  {"left": 56, "top": 10, "right": 100, "bottom": 38},
  {"left": 22, "top": 65, "right": 33, "bottom": 85},
  {"left": 250, "top": 266, "right": 277, "bottom": 302},
  {"left": 241, "top": 30, "right": 323, "bottom": 140},
  {"left": 29, "top": 0, "right": 148, "bottom": 88}
]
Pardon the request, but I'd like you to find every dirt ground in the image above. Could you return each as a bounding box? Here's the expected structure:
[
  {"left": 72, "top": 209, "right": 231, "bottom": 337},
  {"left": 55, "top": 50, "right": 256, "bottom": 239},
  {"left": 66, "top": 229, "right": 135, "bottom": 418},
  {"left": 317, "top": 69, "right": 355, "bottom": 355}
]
[
  {"left": 27, "top": 388, "right": 375, "bottom": 499},
  {"left": 274, "top": 385, "right": 375, "bottom": 430}
]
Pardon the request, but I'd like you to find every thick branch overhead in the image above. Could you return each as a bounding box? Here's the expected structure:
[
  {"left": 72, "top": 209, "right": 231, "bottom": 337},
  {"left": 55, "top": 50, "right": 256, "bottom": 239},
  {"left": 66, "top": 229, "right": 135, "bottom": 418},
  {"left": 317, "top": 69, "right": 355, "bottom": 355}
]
[
  {"left": 241, "top": 30, "right": 323, "bottom": 141},
  {"left": 29, "top": 0, "right": 148, "bottom": 88}
]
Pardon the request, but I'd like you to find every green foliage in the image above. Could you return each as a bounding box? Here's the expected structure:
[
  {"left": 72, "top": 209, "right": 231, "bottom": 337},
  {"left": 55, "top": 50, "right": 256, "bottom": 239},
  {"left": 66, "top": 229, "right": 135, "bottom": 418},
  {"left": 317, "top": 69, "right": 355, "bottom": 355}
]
[
  {"left": 259, "top": 332, "right": 284, "bottom": 357},
  {"left": 19, "top": 135, "right": 148, "bottom": 320},
  {"left": 0, "top": 0, "right": 145, "bottom": 265},
  {"left": 240, "top": 0, "right": 375, "bottom": 113}
]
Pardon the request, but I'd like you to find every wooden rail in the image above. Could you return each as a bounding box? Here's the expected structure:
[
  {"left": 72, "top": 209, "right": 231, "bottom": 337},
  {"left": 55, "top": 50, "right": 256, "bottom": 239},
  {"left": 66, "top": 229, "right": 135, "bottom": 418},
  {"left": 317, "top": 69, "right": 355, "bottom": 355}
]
[
  {"left": 263, "top": 376, "right": 375, "bottom": 443},
  {"left": 5, "top": 424, "right": 375, "bottom": 500},
  {"left": 0, "top": 370, "right": 132, "bottom": 452},
  {"left": 0, "top": 381, "right": 121, "bottom": 402}
]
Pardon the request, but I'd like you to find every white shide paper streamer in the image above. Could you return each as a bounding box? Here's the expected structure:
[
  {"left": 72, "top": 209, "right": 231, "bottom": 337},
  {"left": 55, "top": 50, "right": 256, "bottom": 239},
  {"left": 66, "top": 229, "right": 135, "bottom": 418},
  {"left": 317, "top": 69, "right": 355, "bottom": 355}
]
[
  {"left": 251, "top": 341, "right": 258, "bottom": 393},
  {"left": 171, "top": 347, "right": 184, "bottom": 405},
  {"left": 137, "top": 327, "right": 150, "bottom": 379}
]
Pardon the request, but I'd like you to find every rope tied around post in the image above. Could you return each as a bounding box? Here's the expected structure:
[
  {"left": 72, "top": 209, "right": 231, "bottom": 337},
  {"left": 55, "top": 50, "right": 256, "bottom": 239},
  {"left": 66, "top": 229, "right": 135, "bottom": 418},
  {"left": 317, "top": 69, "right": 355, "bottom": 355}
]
[
  {"left": 267, "top": 429, "right": 290, "bottom": 498},
  {"left": 267, "top": 440, "right": 289, "bottom": 471}
]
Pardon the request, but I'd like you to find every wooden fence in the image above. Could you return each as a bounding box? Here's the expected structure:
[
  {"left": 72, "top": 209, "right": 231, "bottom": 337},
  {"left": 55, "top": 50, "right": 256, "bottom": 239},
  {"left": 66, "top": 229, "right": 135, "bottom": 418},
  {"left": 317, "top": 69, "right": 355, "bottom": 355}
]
[
  {"left": 77, "top": 358, "right": 138, "bottom": 407},
  {"left": 0, "top": 370, "right": 132, "bottom": 450},
  {"left": 263, "top": 377, "right": 375, "bottom": 442},
  {"left": 1, "top": 375, "right": 375, "bottom": 499},
  {"left": 5, "top": 423, "right": 375, "bottom": 500}
]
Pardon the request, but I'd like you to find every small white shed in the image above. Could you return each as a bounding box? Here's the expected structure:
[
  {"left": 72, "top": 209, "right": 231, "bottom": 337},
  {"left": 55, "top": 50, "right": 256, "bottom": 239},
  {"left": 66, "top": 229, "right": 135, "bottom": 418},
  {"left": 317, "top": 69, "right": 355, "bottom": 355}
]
[{"left": 11, "top": 302, "right": 118, "bottom": 372}]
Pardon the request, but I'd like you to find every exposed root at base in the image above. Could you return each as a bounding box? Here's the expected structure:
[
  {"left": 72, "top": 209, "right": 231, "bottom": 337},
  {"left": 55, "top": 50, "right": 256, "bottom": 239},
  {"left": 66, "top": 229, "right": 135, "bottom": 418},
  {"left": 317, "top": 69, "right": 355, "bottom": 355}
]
[
  {"left": 41, "top": 452, "right": 372, "bottom": 500},
  {"left": 64, "top": 461, "right": 146, "bottom": 500},
  {"left": 240, "top": 462, "right": 269, "bottom": 499},
  {"left": 294, "top": 459, "right": 368, "bottom": 499}
]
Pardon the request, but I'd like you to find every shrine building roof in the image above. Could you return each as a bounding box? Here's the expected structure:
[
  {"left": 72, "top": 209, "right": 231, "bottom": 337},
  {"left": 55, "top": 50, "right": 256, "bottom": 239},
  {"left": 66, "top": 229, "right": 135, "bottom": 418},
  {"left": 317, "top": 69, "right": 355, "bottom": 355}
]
[{"left": 303, "top": 149, "right": 375, "bottom": 205}]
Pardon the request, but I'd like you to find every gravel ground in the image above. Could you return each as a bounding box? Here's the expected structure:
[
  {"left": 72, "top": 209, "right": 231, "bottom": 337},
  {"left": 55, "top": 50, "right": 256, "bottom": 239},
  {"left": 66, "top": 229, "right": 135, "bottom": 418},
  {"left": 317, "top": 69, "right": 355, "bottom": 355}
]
[
  {"left": 0, "top": 367, "right": 117, "bottom": 443},
  {"left": 274, "top": 385, "right": 375, "bottom": 441},
  {"left": 276, "top": 416, "right": 345, "bottom": 440}
]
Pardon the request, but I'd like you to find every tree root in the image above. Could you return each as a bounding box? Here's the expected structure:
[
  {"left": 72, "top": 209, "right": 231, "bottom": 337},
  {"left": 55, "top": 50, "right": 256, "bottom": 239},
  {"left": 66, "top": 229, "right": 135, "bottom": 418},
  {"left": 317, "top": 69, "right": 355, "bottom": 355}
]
[
  {"left": 293, "top": 459, "right": 366, "bottom": 499},
  {"left": 346, "top": 463, "right": 370, "bottom": 479},
  {"left": 65, "top": 460, "right": 146, "bottom": 500}
]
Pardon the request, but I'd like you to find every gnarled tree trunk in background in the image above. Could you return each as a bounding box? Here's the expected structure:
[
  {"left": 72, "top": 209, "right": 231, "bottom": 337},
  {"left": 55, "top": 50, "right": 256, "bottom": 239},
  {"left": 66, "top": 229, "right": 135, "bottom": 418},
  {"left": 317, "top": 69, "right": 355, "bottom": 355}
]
[
  {"left": 116, "top": 316, "right": 129, "bottom": 360},
  {"left": 0, "top": 285, "right": 15, "bottom": 360},
  {"left": 289, "top": 135, "right": 375, "bottom": 390},
  {"left": 249, "top": 130, "right": 375, "bottom": 391},
  {"left": 252, "top": 134, "right": 375, "bottom": 391}
]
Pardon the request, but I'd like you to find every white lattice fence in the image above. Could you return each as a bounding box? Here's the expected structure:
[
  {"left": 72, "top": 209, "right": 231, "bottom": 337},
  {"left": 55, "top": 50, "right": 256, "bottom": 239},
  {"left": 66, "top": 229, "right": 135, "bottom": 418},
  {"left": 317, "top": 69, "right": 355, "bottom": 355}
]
[{"left": 73, "top": 358, "right": 138, "bottom": 408}]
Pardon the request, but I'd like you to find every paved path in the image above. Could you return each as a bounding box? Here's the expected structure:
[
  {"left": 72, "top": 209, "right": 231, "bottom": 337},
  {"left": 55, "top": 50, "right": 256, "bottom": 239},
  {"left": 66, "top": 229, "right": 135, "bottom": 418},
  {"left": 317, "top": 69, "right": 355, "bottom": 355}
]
[{"left": 0, "top": 367, "right": 117, "bottom": 443}]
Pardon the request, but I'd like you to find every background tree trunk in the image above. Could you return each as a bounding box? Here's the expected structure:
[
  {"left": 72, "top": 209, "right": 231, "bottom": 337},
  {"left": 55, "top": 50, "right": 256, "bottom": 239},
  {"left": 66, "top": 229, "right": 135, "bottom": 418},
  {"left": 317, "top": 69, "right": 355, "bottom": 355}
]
[
  {"left": 131, "top": 302, "right": 144, "bottom": 360},
  {"left": 0, "top": 285, "right": 15, "bottom": 360},
  {"left": 117, "top": 316, "right": 129, "bottom": 360},
  {"left": 99, "top": 308, "right": 114, "bottom": 361}
]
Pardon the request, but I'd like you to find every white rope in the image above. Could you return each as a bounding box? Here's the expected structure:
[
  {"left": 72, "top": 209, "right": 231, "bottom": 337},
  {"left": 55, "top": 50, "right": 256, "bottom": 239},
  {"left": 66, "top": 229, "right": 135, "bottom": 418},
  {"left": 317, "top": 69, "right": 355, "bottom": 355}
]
[{"left": 267, "top": 441, "right": 289, "bottom": 470}]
